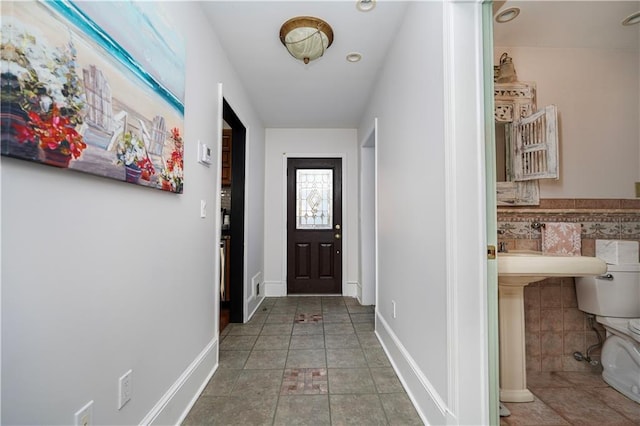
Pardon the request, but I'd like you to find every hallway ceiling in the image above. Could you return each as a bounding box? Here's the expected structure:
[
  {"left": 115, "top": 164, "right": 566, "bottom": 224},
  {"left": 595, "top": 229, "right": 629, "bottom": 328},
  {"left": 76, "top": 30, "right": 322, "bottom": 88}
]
[
  {"left": 201, "top": 1, "right": 409, "bottom": 129},
  {"left": 201, "top": 1, "right": 639, "bottom": 129}
]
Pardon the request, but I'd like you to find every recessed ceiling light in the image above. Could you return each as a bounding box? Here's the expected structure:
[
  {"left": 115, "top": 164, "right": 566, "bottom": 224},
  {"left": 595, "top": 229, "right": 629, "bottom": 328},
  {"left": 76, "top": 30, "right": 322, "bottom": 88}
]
[
  {"left": 622, "top": 11, "right": 640, "bottom": 26},
  {"left": 346, "top": 52, "right": 362, "bottom": 63},
  {"left": 356, "top": 0, "right": 375, "bottom": 12},
  {"left": 495, "top": 7, "right": 520, "bottom": 23}
]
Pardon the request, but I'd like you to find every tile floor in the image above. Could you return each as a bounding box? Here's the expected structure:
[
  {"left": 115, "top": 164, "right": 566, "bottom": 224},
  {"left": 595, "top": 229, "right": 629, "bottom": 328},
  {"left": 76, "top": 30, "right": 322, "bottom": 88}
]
[
  {"left": 182, "top": 296, "right": 423, "bottom": 425},
  {"left": 500, "top": 370, "right": 640, "bottom": 425}
]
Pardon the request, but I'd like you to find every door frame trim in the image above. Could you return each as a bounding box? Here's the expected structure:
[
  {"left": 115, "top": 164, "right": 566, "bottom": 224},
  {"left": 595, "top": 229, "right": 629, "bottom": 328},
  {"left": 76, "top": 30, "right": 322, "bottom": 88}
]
[
  {"left": 442, "top": 1, "right": 491, "bottom": 423},
  {"left": 281, "top": 153, "right": 348, "bottom": 295},
  {"left": 358, "top": 118, "right": 377, "bottom": 306},
  {"left": 222, "top": 97, "right": 247, "bottom": 323}
]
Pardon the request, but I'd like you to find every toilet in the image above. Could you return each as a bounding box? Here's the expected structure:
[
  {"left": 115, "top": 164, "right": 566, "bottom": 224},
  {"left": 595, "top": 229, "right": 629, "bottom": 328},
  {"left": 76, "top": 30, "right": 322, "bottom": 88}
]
[{"left": 575, "top": 263, "right": 640, "bottom": 403}]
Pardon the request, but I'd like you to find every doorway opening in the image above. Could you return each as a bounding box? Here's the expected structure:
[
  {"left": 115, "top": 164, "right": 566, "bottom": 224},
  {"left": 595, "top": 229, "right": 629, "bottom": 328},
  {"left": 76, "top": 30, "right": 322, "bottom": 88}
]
[
  {"left": 359, "top": 121, "right": 377, "bottom": 306},
  {"left": 219, "top": 98, "right": 246, "bottom": 328}
]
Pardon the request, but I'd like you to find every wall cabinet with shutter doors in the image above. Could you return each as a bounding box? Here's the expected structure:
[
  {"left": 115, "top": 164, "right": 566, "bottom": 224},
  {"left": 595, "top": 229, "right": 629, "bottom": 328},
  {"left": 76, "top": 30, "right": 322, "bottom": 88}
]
[
  {"left": 495, "top": 82, "right": 559, "bottom": 206},
  {"left": 222, "top": 129, "right": 232, "bottom": 186}
]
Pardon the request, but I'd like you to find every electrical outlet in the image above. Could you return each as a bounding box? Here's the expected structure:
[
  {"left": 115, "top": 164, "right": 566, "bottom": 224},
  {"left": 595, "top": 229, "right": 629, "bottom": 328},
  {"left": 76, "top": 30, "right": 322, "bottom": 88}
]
[
  {"left": 74, "top": 400, "right": 93, "bottom": 426},
  {"left": 392, "top": 300, "right": 397, "bottom": 319},
  {"left": 118, "top": 369, "right": 132, "bottom": 410}
]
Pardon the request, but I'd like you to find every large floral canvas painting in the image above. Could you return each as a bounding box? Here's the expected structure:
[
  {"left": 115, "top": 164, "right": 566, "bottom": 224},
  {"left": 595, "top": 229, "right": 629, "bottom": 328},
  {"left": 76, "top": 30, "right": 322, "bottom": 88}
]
[{"left": 1, "top": 1, "right": 186, "bottom": 193}]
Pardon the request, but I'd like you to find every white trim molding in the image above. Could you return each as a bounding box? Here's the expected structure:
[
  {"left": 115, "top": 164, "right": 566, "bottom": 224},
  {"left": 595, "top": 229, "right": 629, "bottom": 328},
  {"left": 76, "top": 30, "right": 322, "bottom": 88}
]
[
  {"left": 264, "top": 280, "right": 286, "bottom": 297},
  {"left": 247, "top": 294, "right": 266, "bottom": 321},
  {"left": 375, "top": 312, "right": 450, "bottom": 424},
  {"left": 442, "top": 0, "right": 490, "bottom": 424},
  {"left": 142, "top": 338, "right": 218, "bottom": 426},
  {"left": 345, "top": 281, "right": 359, "bottom": 298}
]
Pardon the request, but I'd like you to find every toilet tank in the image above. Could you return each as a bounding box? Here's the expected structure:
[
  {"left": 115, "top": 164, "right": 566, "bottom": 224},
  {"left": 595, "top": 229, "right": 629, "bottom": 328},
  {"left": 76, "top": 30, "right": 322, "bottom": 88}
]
[{"left": 575, "top": 263, "right": 640, "bottom": 318}]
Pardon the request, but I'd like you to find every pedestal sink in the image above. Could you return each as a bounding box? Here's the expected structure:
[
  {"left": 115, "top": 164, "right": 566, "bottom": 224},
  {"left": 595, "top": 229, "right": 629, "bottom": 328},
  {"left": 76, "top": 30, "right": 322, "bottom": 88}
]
[{"left": 497, "top": 250, "right": 606, "bottom": 403}]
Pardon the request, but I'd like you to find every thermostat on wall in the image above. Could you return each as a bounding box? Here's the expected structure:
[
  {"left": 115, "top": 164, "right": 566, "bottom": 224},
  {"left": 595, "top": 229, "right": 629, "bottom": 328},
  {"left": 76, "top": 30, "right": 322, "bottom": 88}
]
[{"left": 198, "top": 141, "right": 212, "bottom": 165}]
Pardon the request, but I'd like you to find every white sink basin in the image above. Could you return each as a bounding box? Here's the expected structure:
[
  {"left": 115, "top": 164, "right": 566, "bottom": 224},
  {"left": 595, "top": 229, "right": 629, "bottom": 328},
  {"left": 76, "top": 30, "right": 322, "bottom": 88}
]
[
  {"left": 496, "top": 250, "right": 606, "bottom": 403},
  {"left": 498, "top": 250, "right": 607, "bottom": 285}
]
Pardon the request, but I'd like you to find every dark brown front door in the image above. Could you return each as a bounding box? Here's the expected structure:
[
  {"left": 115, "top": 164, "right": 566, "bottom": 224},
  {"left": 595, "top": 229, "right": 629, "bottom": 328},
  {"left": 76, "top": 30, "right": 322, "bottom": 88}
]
[{"left": 287, "top": 158, "right": 342, "bottom": 294}]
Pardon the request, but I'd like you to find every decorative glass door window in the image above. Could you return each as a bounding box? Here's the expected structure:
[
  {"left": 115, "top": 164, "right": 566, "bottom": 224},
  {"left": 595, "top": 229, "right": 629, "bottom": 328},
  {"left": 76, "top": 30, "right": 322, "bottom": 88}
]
[{"left": 296, "top": 169, "right": 333, "bottom": 229}]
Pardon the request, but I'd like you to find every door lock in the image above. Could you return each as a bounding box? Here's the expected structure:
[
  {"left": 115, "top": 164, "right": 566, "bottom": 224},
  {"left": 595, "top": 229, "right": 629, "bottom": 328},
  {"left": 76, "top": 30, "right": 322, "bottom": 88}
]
[{"left": 335, "top": 224, "right": 341, "bottom": 230}]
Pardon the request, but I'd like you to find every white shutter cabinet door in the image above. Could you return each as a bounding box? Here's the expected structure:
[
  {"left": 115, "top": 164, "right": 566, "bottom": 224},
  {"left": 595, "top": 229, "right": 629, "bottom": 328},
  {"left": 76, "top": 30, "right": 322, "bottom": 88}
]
[{"left": 512, "top": 105, "right": 559, "bottom": 181}]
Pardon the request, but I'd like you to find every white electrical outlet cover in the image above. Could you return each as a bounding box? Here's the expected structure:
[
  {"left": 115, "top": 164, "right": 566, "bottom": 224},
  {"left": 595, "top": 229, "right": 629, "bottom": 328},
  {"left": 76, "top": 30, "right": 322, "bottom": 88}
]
[
  {"left": 74, "top": 400, "right": 93, "bottom": 426},
  {"left": 118, "top": 369, "right": 132, "bottom": 410}
]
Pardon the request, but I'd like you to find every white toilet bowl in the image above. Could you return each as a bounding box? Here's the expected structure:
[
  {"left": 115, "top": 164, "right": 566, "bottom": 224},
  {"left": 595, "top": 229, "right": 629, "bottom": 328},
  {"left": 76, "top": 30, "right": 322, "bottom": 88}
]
[
  {"left": 596, "top": 316, "right": 640, "bottom": 402},
  {"left": 575, "top": 263, "right": 640, "bottom": 403}
]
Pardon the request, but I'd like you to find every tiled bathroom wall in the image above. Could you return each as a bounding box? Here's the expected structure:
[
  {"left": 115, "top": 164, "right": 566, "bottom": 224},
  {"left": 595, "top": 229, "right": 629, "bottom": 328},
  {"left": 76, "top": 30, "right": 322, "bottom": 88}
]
[{"left": 497, "top": 198, "right": 640, "bottom": 372}]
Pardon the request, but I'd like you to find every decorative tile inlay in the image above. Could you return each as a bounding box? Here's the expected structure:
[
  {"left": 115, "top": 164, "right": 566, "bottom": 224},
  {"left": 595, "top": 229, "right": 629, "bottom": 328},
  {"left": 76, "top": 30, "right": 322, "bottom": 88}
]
[
  {"left": 581, "top": 221, "right": 620, "bottom": 239},
  {"left": 281, "top": 368, "right": 328, "bottom": 395},
  {"left": 498, "top": 200, "right": 640, "bottom": 244},
  {"left": 620, "top": 217, "right": 640, "bottom": 239},
  {"left": 295, "top": 313, "right": 323, "bottom": 323}
]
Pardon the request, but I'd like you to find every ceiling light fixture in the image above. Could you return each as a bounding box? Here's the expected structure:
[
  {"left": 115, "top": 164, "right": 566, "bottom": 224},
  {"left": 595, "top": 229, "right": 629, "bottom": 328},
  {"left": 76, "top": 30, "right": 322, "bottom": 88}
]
[
  {"left": 356, "top": 0, "right": 376, "bottom": 12},
  {"left": 279, "top": 16, "right": 334, "bottom": 64},
  {"left": 622, "top": 11, "right": 640, "bottom": 26},
  {"left": 495, "top": 7, "right": 520, "bottom": 23},
  {"left": 346, "top": 52, "right": 362, "bottom": 63}
]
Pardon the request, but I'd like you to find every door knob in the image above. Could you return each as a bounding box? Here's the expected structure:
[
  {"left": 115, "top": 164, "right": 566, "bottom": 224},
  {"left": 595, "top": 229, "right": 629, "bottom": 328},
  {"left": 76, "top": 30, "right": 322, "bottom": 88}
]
[{"left": 335, "top": 233, "right": 341, "bottom": 239}]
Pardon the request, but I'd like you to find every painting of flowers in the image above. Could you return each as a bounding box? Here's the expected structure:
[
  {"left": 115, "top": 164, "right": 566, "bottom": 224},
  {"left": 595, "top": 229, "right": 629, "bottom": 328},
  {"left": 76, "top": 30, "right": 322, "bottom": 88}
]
[{"left": 1, "top": 1, "right": 185, "bottom": 193}]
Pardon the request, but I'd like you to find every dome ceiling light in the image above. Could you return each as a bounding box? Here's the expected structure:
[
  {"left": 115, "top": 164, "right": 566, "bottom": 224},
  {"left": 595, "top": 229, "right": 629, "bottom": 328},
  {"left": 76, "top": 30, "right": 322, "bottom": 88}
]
[
  {"left": 279, "top": 16, "right": 334, "bottom": 64},
  {"left": 495, "top": 7, "right": 520, "bottom": 23}
]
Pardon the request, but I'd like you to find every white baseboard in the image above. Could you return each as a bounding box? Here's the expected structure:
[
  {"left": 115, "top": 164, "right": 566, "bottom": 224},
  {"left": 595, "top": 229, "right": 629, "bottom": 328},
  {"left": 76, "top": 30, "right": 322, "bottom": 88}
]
[
  {"left": 375, "top": 312, "right": 451, "bottom": 424},
  {"left": 248, "top": 295, "right": 266, "bottom": 320},
  {"left": 264, "top": 280, "right": 359, "bottom": 298},
  {"left": 356, "top": 282, "right": 363, "bottom": 304},
  {"left": 265, "top": 280, "right": 286, "bottom": 297},
  {"left": 345, "top": 281, "right": 358, "bottom": 298},
  {"left": 140, "top": 338, "right": 218, "bottom": 425}
]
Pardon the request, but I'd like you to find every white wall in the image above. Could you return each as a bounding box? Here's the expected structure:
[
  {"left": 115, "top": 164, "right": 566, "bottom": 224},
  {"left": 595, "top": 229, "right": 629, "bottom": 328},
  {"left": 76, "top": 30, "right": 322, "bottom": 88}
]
[
  {"left": 263, "top": 129, "right": 359, "bottom": 297},
  {"left": 358, "top": 2, "right": 491, "bottom": 424},
  {"left": 0, "top": 2, "right": 265, "bottom": 425},
  {"left": 494, "top": 47, "right": 640, "bottom": 198},
  {"left": 358, "top": 1, "right": 448, "bottom": 422}
]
